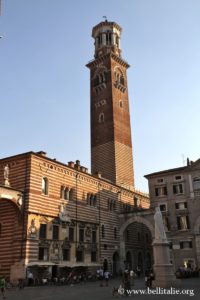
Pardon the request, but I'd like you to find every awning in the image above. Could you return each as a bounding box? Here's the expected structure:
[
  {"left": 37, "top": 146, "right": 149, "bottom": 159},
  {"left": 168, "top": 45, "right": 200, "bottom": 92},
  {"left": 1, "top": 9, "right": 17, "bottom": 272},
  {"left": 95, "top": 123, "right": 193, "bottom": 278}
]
[
  {"left": 27, "top": 261, "right": 56, "bottom": 267},
  {"left": 59, "top": 262, "right": 100, "bottom": 268}
]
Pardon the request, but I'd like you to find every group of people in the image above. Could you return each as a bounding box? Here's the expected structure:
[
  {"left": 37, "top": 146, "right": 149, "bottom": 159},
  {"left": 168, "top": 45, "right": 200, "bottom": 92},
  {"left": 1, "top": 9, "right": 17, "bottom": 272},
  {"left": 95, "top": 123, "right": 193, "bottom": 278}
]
[
  {"left": 144, "top": 269, "right": 154, "bottom": 288},
  {"left": 97, "top": 268, "right": 111, "bottom": 287}
]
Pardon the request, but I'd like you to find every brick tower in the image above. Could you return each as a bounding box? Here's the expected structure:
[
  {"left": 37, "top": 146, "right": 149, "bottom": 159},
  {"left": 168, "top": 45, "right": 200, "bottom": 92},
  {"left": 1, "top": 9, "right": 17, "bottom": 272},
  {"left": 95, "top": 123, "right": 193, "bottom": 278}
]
[{"left": 86, "top": 20, "right": 134, "bottom": 189}]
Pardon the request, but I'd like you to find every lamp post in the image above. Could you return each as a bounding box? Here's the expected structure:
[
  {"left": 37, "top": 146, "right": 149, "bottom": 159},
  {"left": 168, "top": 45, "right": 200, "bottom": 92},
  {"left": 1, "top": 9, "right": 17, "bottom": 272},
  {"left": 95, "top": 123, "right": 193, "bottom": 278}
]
[{"left": 98, "top": 182, "right": 102, "bottom": 263}]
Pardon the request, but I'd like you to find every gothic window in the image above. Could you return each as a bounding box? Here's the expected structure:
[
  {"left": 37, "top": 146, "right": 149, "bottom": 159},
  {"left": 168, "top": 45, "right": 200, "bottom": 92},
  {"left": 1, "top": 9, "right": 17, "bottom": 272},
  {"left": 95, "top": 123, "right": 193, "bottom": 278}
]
[
  {"left": 114, "top": 68, "right": 124, "bottom": 85},
  {"left": 108, "top": 199, "right": 116, "bottom": 211},
  {"left": 64, "top": 188, "right": 70, "bottom": 200},
  {"left": 42, "top": 177, "right": 48, "bottom": 195},
  {"left": 60, "top": 186, "right": 65, "bottom": 198},
  {"left": 99, "top": 113, "right": 104, "bottom": 123},
  {"left": 87, "top": 193, "right": 97, "bottom": 206},
  {"left": 69, "top": 188, "right": 74, "bottom": 200},
  {"left": 94, "top": 71, "right": 107, "bottom": 86}
]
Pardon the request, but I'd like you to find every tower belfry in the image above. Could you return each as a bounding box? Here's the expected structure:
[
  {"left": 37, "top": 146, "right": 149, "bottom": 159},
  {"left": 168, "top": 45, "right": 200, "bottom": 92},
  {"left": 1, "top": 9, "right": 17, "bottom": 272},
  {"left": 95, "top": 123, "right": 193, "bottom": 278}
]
[{"left": 86, "top": 20, "right": 134, "bottom": 189}]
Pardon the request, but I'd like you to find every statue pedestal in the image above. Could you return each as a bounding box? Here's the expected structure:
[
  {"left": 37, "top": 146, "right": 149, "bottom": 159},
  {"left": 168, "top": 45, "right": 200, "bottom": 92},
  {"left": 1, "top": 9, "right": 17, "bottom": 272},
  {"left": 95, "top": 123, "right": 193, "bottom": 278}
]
[
  {"left": 153, "top": 240, "right": 180, "bottom": 288},
  {"left": 4, "top": 179, "right": 10, "bottom": 187}
]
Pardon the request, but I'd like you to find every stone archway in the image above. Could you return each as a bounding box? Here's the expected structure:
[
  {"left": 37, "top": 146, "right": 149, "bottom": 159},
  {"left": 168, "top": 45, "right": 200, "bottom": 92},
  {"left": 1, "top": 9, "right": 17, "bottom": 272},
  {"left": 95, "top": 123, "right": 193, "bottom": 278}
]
[{"left": 119, "top": 215, "right": 154, "bottom": 272}]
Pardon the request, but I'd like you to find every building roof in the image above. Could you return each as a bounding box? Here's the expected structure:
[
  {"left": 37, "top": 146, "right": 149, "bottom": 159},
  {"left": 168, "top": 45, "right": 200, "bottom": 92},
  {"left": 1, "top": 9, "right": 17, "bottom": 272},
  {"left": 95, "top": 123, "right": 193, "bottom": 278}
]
[{"left": 144, "top": 158, "right": 200, "bottom": 178}]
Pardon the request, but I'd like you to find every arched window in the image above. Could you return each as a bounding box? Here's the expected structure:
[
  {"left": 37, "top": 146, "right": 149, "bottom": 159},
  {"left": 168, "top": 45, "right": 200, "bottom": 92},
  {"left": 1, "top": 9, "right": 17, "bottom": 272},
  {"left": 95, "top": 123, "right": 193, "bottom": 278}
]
[
  {"left": 119, "top": 100, "right": 123, "bottom": 108},
  {"left": 60, "top": 186, "right": 65, "bottom": 199},
  {"left": 99, "top": 113, "right": 104, "bottom": 123},
  {"left": 64, "top": 188, "right": 70, "bottom": 200},
  {"left": 69, "top": 188, "right": 74, "bottom": 200},
  {"left": 42, "top": 177, "right": 48, "bottom": 195}
]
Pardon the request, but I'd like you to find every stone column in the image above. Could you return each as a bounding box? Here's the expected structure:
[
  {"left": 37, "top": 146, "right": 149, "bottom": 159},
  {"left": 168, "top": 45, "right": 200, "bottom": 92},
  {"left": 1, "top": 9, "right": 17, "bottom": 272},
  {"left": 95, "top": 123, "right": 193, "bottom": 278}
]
[
  {"left": 102, "top": 33, "right": 106, "bottom": 46},
  {"left": 119, "top": 237, "right": 126, "bottom": 272},
  {"left": 153, "top": 240, "right": 179, "bottom": 288}
]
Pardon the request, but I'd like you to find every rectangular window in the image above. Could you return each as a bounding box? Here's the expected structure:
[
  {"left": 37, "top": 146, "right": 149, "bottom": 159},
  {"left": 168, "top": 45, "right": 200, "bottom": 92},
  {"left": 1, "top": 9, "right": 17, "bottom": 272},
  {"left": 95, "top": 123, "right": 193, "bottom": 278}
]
[
  {"left": 92, "top": 230, "right": 96, "bottom": 243},
  {"left": 163, "top": 216, "right": 170, "bottom": 231},
  {"left": 175, "top": 202, "right": 187, "bottom": 210},
  {"left": 157, "top": 178, "right": 164, "bottom": 183},
  {"left": 173, "top": 184, "right": 183, "bottom": 194},
  {"left": 69, "top": 227, "right": 74, "bottom": 242},
  {"left": 91, "top": 251, "right": 97, "bottom": 262},
  {"left": 175, "top": 175, "right": 182, "bottom": 180},
  {"left": 155, "top": 186, "right": 167, "bottom": 197},
  {"left": 79, "top": 228, "right": 84, "bottom": 242},
  {"left": 53, "top": 225, "right": 59, "bottom": 240},
  {"left": 160, "top": 204, "right": 167, "bottom": 212},
  {"left": 76, "top": 250, "right": 83, "bottom": 262},
  {"left": 63, "top": 249, "right": 70, "bottom": 261},
  {"left": 180, "top": 241, "right": 193, "bottom": 249},
  {"left": 38, "top": 248, "right": 48, "bottom": 261},
  {"left": 177, "top": 216, "right": 190, "bottom": 230},
  {"left": 39, "top": 224, "right": 47, "bottom": 239}
]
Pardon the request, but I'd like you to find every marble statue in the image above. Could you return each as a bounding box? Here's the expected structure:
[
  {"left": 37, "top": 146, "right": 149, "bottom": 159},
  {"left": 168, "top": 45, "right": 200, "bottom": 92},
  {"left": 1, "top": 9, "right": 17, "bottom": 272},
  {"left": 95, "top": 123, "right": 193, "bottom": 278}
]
[
  {"left": 154, "top": 206, "right": 167, "bottom": 241},
  {"left": 4, "top": 164, "right": 9, "bottom": 180}
]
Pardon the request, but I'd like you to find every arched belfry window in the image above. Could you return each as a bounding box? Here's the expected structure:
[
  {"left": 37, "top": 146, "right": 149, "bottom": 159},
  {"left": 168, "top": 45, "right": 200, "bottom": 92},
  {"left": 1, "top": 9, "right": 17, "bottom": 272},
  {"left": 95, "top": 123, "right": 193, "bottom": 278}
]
[
  {"left": 114, "top": 67, "right": 126, "bottom": 93},
  {"left": 42, "top": 177, "right": 48, "bottom": 195},
  {"left": 99, "top": 113, "right": 104, "bottom": 123}
]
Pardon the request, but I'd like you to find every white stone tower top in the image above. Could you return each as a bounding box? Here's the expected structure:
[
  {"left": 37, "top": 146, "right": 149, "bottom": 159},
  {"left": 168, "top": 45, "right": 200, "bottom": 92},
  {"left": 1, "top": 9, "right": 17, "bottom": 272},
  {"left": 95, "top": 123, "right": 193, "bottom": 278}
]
[{"left": 92, "top": 20, "right": 122, "bottom": 58}]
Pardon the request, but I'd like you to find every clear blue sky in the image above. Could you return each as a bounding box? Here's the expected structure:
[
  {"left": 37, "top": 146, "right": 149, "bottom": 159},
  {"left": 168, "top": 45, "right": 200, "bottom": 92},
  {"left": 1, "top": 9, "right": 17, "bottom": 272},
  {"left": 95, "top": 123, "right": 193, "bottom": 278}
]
[{"left": 0, "top": 0, "right": 200, "bottom": 192}]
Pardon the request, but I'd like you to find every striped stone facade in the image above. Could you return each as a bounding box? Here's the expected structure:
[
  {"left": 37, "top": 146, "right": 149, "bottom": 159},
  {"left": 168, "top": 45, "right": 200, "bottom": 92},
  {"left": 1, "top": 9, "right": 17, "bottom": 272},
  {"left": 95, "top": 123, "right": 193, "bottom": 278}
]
[{"left": 0, "top": 152, "right": 149, "bottom": 282}]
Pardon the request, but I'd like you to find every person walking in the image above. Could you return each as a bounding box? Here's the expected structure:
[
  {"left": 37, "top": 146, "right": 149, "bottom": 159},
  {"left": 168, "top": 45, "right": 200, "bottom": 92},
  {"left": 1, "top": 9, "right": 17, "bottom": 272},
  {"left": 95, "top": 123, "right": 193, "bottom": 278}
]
[
  {"left": 104, "top": 270, "right": 109, "bottom": 287},
  {"left": 0, "top": 276, "right": 6, "bottom": 299}
]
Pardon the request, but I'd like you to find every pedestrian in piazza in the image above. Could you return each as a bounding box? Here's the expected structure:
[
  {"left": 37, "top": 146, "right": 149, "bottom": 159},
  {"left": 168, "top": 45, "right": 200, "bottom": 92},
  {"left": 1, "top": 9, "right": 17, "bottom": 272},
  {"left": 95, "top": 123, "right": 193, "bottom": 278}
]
[
  {"left": 0, "top": 276, "right": 6, "bottom": 299},
  {"left": 104, "top": 270, "right": 110, "bottom": 287}
]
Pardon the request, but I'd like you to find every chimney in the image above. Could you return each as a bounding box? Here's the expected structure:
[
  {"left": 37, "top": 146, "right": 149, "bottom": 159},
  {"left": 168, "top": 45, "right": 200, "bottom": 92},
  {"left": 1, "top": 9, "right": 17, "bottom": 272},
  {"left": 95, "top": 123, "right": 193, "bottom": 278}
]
[
  {"left": 75, "top": 160, "right": 81, "bottom": 170},
  {"left": 80, "top": 166, "right": 86, "bottom": 172},
  {"left": 36, "top": 151, "right": 47, "bottom": 157},
  {"left": 68, "top": 161, "right": 75, "bottom": 168}
]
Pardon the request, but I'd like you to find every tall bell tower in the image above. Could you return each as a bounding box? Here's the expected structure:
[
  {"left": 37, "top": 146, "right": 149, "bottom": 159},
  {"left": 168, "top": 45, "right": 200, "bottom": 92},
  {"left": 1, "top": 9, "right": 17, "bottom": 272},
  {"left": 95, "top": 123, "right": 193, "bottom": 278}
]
[{"left": 86, "top": 20, "right": 134, "bottom": 189}]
